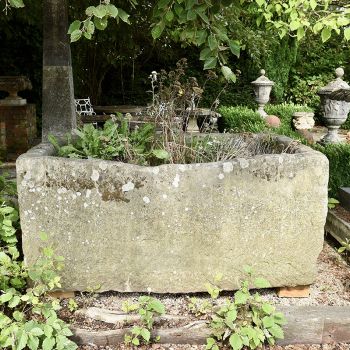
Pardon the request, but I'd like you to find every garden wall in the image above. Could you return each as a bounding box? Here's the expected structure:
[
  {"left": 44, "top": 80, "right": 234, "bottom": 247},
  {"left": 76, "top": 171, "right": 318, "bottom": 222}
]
[{"left": 17, "top": 136, "right": 329, "bottom": 293}]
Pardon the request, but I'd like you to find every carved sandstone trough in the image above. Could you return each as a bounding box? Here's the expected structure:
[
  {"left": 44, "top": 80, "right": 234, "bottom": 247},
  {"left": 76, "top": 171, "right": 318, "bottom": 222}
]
[{"left": 16, "top": 135, "right": 328, "bottom": 293}]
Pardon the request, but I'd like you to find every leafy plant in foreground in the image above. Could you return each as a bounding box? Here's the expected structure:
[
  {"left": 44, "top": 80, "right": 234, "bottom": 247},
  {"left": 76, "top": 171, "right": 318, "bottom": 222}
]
[
  {"left": 189, "top": 270, "right": 287, "bottom": 350},
  {"left": 338, "top": 239, "right": 350, "bottom": 263},
  {"left": 0, "top": 232, "right": 77, "bottom": 350},
  {"left": 123, "top": 296, "right": 165, "bottom": 346},
  {"left": 328, "top": 198, "right": 340, "bottom": 209}
]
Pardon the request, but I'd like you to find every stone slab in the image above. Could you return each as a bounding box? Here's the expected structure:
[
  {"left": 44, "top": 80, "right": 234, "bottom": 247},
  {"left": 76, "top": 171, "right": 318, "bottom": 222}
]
[
  {"left": 17, "top": 135, "right": 329, "bottom": 293},
  {"left": 338, "top": 187, "right": 350, "bottom": 212}
]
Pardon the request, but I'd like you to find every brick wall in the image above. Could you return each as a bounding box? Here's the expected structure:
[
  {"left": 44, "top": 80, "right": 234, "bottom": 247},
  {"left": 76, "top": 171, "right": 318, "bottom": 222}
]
[{"left": 0, "top": 104, "right": 37, "bottom": 161}]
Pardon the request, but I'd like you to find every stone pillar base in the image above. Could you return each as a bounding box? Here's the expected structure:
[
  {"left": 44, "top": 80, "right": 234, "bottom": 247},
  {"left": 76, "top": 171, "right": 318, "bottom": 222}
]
[{"left": 0, "top": 104, "right": 37, "bottom": 161}]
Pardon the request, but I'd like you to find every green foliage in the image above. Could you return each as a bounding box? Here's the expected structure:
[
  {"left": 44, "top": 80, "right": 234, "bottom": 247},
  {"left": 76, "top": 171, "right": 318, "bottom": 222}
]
[
  {"left": 68, "top": 0, "right": 134, "bottom": 42},
  {"left": 219, "top": 103, "right": 312, "bottom": 143},
  {"left": 328, "top": 198, "right": 340, "bottom": 209},
  {"left": 338, "top": 239, "right": 350, "bottom": 261},
  {"left": 264, "top": 37, "right": 298, "bottom": 103},
  {"left": 67, "top": 299, "right": 78, "bottom": 313},
  {"left": 190, "top": 271, "right": 287, "bottom": 350},
  {"left": 287, "top": 74, "right": 331, "bottom": 112},
  {"left": 0, "top": 238, "right": 78, "bottom": 350},
  {"left": 49, "top": 117, "right": 168, "bottom": 165},
  {"left": 314, "top": 143, "right": 350, "bottom": 198},
  {"left": 123, "top": 296, "right": 165, "bottom": 346},
  {"left": 218, "top": 106, "right": 266, "bottom": 133}
]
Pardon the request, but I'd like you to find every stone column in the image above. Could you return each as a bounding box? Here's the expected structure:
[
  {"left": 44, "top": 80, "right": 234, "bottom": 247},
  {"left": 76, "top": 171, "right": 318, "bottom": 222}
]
[{"left": 42, "top": 0, "right": 76, "bottom": 141}]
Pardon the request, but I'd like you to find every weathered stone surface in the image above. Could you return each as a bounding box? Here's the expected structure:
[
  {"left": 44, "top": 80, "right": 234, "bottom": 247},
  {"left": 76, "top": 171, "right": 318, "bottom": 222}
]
[{"left": 17, "top": 136, "right": 329, "bottom": 293}]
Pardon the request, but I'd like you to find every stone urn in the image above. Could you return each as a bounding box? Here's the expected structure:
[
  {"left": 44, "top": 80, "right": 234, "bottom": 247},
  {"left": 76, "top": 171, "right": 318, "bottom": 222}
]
[
  {"left": 292, "top": 112, "right": 315, "bottom": 130},
  {"left": 318, "top": 68, "right": 350, "bottom": 144},
  {"left": 251, "top": 69, "right": 274, "bottom": 118},
  {"left": 0, "top": 76, "right": 32, "bottom": 106}
]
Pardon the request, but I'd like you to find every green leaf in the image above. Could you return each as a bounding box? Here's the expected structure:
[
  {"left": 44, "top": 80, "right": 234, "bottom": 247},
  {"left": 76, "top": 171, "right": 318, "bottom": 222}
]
[
  {"left": 165, "top": 10, "right": 174, "bottom": 22},
  {"left": 42, "top": 336, "right": 56, "bottom": 350},
  {"left": 0, "top": 291, "right": 13, "bottom": 303},
  {"left": 234, "top": 290, "right": 249, "bottom": 304},
  {"left": 16, "top": 330, "right": 28, "bottom": 350},
  {"left": 221, "top": 66, "right": 236, "bottom": 83},
  {"left": 268, "top": 324, "right": 284, "bottom": 339},
  {"left": 29, "top": 327, "right": 44, "bottom": 336},
  {"left": 262, "top": 316, "right": 274, "bottom": 328},
  {"left": 321, "top": 27, "right": 331, "bottom": 42},
  {"left": 68, "top": 20, "right": 81, "bottom": 35},
  {"left": 152, "top": 149, "right": 170, "bottom": 160},
  {"left": 229, "top": 40, "right": 240, "bottom": 57},
  {"left": 254, "top": 277, "right": 270, "bottom": 288},
  {"left": 118, "top": 8, "right": 130, "bottom": 23},
  {"left": 9, "top": 0, "right": 25, "bottom": 8},
  {"left": 310, "top": 0, "right": 317, "bottom": 10},
  {"left": 149, "top": 299, "right": 165, "bottom": 314},
  {"left": 206, "top": 337, "right": 216, "bottom": 349},
  {"left": 255, "top": 0, "right": 264, "bottom": 7},
  {"left": 85, "top": 6, "right": 95, "bottom": 16},
  {"left": 70, "top": 29, "right": 82, "bottom": 42},
  {"left": 204, "top": 57, "right": 217, "bottom": 70},
  {"left": 8, "top": 295, "right": 21, "bottom": 308},
  {"left": 28, "top": 335, "right": 39, "bottom": 350},
  {"left": 262, "top": 303, "right": 275, "bottom": 314},
  {"left": 290, "top": 20, "right": 300, "bottom": 31},
  {"left": 200, "top": 47, "right": 211, "bottom": 61},
  {"left": 94, "top": 17, "right": 108, "bottom": 31},
  {"left": 297, "top": 27, "right": 305, "bottom": 40},
  {"left": 106, "top": 4, "right": 119, "bottom": 18},
  {"left": 140, "top": 328, "right": 151, "bottom": 342},
  {"left": 44, "top": 325, "right": 53, "bottom": 338},
  {"left": 151, "top": 22, "right": 165, "bottom": 39},
  {"left": 13, "top": 311, "right": 24, "bottom": 322},
  {"left": 208, "top": 34, "right": 218, "bottom": 51},
  {"left": 229, "top": 333, "right": 243, "bottom": 350},
  {"left": 132, "top": 337, "right": 140, "bottom": 346},
  {"left": 93, "top": 4, "right": 107, "bottom": 18}
]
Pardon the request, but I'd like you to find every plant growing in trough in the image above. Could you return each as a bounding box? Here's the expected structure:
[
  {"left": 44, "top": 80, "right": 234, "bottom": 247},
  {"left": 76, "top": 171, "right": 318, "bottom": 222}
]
[
  {"left": 123, "top": 296, "right": 165, "bottom": 346},
  {"left": 188, "top": 270, "right": 287, "bottom": 350}
]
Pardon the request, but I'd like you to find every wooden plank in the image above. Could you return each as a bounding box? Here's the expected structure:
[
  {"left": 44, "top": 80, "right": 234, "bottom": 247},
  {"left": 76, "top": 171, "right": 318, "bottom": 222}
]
[{"left": 70, "top": 306, "right": 350, "bottom": 346}]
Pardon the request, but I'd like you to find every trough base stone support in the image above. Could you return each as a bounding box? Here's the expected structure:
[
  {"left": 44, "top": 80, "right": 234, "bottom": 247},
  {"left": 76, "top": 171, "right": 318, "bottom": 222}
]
[
  {"left": 17, "top": 136, "right": 328, "bottom": 293},
  {"left": 277, "top": 285, "right": 310, "bottom": 298}
]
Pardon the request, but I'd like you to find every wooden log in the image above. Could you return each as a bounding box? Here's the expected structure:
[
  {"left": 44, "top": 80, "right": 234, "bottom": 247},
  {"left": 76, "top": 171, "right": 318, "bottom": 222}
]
[
  {"left": 277, "top": 285, "right": 310, "bottom": 298},
  {"left": 76, "top": 307, "right": 190, "bottom": 324},
  {"left": 70, "top": 306, "right": 350, "bottom": 346}
]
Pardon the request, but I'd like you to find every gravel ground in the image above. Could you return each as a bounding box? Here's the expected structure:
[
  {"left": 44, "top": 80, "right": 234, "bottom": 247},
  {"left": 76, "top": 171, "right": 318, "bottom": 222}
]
[
  {"left": 68, "top": 239, "right": 350, "bottom": 349},
  {"left": 78, "top": 343, "right": 350, "bottom": 349}
]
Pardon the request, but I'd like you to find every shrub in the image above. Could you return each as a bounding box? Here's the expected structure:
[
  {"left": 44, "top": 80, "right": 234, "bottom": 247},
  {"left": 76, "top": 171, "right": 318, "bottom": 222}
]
[
  {"left": 219, "top": 103, "right": 312, "bottom": 143},
  {"left": 314, "top": 143, "right": 350, "bottom": 198},
  {"left": 218, "top": 106, "right": 266, "bottom": 133}
]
